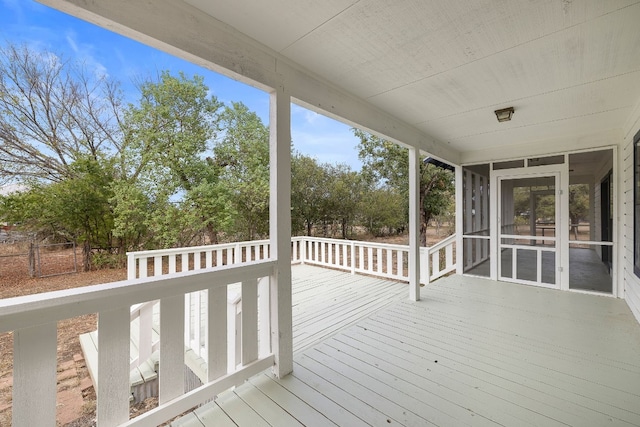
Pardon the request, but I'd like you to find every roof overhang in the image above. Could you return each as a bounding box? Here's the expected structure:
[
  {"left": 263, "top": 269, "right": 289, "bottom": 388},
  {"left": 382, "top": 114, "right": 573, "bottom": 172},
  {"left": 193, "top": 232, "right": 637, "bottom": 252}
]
[{"left": 39, "top": 0, "right": 640, "bottom": 165}]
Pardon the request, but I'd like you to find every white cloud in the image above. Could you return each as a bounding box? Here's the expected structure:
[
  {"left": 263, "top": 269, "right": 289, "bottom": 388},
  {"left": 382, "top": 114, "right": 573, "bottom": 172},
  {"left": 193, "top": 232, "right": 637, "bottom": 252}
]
[
  {"left": 63, "top": 30, "right": 110, "bottom": 79},
  {"left": 65, "top": 31, "right": 78, "bottom": 53}
]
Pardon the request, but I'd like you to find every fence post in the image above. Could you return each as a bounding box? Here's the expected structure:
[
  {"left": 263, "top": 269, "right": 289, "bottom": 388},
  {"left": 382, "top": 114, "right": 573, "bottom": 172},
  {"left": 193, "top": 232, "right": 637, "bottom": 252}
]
[{"left": 28, "top": 243, "right": 36, "bottom": 278}]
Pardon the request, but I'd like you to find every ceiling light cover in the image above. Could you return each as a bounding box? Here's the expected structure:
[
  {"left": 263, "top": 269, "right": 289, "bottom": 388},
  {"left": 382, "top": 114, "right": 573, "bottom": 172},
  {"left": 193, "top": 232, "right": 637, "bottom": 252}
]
[{"left": 494, "top": 107, "right": 514, "bottom": 122}]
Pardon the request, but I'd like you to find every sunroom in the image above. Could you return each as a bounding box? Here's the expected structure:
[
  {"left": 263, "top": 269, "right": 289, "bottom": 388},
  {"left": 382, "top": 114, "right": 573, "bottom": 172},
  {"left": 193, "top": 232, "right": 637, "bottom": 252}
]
[{"left": 2, "top": 0, "right": 640, "bottom": 426}]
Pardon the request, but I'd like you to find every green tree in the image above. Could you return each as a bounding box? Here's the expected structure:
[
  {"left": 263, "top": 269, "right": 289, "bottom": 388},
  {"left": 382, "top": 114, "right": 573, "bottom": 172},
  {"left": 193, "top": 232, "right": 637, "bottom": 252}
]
[
  {"left": 0, "top": 156, "right": 115, "bottom": 270},
  {"left": 213, "top": 102, "right": 270, "bottom": 240},
  {"left": 354, "top": 129, "right": 454, "bottom": 245},
  {"left": 328, "top": 164, "right": 363, "bottom": 239},
  {"left": 359, "top": 185, "right": 406, "bottom": 237},
  {"left": 291, "top": 153, "right": 331, "bottom": 236},
  {"left": 569, "top": 184, "right": 589, "bottom": 226},
  {"left": 118, "top": 71, "right": 231, "bottom": 247}
]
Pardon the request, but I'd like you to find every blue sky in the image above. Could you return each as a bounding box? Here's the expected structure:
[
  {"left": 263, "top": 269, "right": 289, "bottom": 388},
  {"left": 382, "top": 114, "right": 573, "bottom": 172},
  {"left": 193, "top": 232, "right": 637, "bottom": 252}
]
[{"left": 0, "top": 0, "right": 363, "bottom": 170}]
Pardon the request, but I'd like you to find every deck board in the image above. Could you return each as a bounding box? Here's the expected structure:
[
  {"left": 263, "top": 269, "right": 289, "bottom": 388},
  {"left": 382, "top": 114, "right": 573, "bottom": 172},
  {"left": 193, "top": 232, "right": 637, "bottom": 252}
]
[{"left": 167, "top": 269, "right": 640, "bottom": 427}]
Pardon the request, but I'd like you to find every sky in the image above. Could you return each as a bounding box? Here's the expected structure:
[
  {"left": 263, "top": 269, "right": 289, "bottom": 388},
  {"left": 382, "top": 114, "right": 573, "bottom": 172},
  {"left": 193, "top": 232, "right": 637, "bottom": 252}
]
[{"left": 0, "top": 0, "right": 364, "bottom": 170}]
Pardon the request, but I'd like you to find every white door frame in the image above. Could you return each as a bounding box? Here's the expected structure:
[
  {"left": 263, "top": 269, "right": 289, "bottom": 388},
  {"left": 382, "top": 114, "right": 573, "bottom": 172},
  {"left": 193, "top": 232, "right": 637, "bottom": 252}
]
[{"left": 490, "top": 163, "right": 570, "bottom": 289}]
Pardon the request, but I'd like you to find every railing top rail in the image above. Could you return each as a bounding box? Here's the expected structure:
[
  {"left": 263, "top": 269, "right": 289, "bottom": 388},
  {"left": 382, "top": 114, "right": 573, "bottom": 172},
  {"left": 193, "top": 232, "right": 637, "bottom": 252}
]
[
  {"left": 0, "top": 259, "right": 275, "bottom": 334},
  {"left": 297, "top": 236, "right": 410, "bottom": 251},
  {"left": 126, "top": 239, "right": 270, "bottom": 258},
  {"left": 426, "top": 234, "right": 456, "bottom": 253}
]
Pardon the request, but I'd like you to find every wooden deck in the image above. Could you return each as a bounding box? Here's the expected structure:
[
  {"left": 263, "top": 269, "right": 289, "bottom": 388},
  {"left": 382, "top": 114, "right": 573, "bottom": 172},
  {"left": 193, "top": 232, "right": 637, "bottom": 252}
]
[{"left": 172, "top": 272, "right": 640, "bottom": 427}]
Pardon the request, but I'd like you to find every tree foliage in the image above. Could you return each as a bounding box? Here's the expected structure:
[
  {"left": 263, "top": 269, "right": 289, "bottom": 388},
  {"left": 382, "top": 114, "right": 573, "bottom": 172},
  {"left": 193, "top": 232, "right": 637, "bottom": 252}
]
[
  {"left": 214, "top": 102, "right": 270, "bottom": 240},
  {"left": 0, "top": 43, "right": 123, "bottom": 183},
  {"left": 354, "top": 129, "right": 455, "bottom": 245},
  {"left": 0, "top": 43, "right": 458, "bottom": 271}
]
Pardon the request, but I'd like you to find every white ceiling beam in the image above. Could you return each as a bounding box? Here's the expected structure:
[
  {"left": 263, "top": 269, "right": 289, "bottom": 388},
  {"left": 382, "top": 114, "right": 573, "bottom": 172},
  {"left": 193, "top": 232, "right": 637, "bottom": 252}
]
[{"left": 38, "top": 0, "right": 460, "bottom": 164}]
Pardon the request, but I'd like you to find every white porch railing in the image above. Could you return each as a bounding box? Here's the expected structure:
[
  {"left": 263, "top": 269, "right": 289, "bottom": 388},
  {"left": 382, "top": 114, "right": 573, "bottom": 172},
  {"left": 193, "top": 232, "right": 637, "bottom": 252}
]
[
  {"left": 126, "top": 235, "right": 456, "bottom": 371},
  {"left": 127, "top": 240, "right": 270, "bottom": 280},
  {"left": 292, "top": 235, "right": 457, "bottom": 284},
  {"left": 0, "top": 260, "right": 275, "bottom": 427}
]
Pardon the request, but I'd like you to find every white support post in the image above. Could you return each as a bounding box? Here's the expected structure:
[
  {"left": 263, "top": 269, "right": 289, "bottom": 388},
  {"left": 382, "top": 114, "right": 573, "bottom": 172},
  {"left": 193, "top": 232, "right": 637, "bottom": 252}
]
[
  {"left": 159, "top": 295, "right": 185, "bottom": 404},
  {"left": 269, "top": 87, "right": 293, "bottom": 378},
  {"left": 97, "top": 308, "right": 130, "bottom": 426},
  {"left": 207, "top": 286, "right": 227, "bottom": 381},
  {"left": 409, "top": 146, "right": 421, "bottom": 301},
  {"left": 300, "top": 238, "right": 306, "bottom": 264},
  {"left": 13, "top": 323, "right": 57, "bottom": 427}
]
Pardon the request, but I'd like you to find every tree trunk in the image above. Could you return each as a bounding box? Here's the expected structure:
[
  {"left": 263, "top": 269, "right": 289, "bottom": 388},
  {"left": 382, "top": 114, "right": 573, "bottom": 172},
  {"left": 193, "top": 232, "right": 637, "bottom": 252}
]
[{"left": 83, "top": 241, "right": 91, "bottom": 272}]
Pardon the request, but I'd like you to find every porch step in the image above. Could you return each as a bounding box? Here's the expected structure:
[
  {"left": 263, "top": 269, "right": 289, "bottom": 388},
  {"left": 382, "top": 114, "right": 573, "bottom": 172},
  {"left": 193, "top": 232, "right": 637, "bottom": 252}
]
[{"left": 79, "top": 330, "right": 160, "bottom": 402}]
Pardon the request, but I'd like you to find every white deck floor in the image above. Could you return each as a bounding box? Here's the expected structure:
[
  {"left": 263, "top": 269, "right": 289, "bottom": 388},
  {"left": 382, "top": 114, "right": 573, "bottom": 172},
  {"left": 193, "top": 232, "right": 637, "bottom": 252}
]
[{"left": 173, "top": 269, "right": 640, "bottom": 427}]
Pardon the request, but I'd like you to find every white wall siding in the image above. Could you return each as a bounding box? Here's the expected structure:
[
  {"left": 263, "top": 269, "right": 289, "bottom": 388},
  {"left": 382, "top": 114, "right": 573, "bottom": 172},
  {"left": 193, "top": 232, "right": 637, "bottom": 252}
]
[{"left": 622, "top": 104, "right": 640, "bottom": 324}]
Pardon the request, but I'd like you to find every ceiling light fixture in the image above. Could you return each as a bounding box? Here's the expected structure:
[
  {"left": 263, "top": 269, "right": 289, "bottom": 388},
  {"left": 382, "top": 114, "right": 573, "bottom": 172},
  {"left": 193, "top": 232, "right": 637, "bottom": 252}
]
[{"left": 494, "top": 107, "right": 514, "bottom": 122}]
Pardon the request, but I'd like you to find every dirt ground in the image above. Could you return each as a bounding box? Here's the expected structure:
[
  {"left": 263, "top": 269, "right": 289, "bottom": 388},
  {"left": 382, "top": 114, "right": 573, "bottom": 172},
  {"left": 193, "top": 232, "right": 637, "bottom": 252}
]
[
  {"left": 0, "top": 227, "right": 453, "bottom": 426},
  {"left": 0, "top": 263, "right": 127, "bottom": 426}
]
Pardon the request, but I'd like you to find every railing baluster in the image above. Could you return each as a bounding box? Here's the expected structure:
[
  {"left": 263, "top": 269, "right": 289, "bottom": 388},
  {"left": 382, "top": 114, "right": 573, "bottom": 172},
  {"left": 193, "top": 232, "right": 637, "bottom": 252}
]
[
  {"left": 127, "top": 253, "right": 136, "bottom": 280},
  {"left": 208, "top": 285, "right": 227, "bottom": 381},
  {"left": 216, "top": 249, "right": 223, "bottom": 267},
  {"left": 169, "top": 254, "right": 176, "bottom": 274},
  {"left": 13, "top": 322, "right": 57, "bottom": 427},
  {"left": 138, "top": 302, "right": 153, "bottom": 367},
  {"left": 98, "top": 307, "right": 130, "bottom": 426},
  {"left": 184, "top": 294, "right": 191, "bottom": 353},
  {"left": 154, "top": 255, "right": 162, "bottom": 277},
  {"left": 206, "top": 250, "right": 213, "bottom": 268},
  {"left": 140, "top": 257, "right": 148, "bottom": 278},
  {"left": 242, "top": 279, "right": 258, "bottom": 365},
  {"left": 227, "top": 294, "right": 240, "bottom": 373},
  {"left": 193, "top": 291, "right": 202, "bottom": 357},
  {"left": 234, "top": 243, "right": 241, "bottom": 263},
  {"left": 159, "top": 295, "right": 185, "bottom": 404},
  {"left": 387, "top": 249, "right": 393, "bottom": 276},
  {"left": 432, "top": 251, "right": 440, "bottom": 276},
  {"left": 181, "top": 252, "right": 189, "bottom": 273},
  {"left": 194, "top": 251, "right": 201, "bottom": 270},
  {"left": 350, "top": 242, "right": 355, "bottom": 274},
  {"left": 258, "top": 276, "right": 271, "bottom": 357}
]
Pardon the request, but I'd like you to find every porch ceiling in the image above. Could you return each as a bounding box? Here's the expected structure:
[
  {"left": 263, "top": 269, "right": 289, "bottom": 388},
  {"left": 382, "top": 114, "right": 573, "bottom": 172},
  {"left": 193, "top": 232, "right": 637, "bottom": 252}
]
[{"left": 185, "top": 0, "right": 640, "bottom": 155}]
